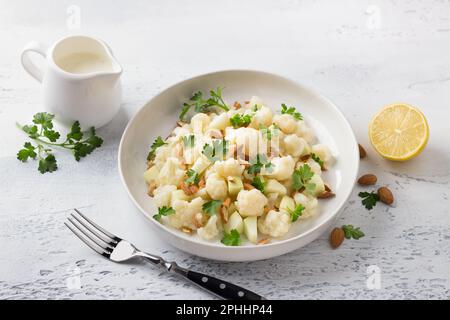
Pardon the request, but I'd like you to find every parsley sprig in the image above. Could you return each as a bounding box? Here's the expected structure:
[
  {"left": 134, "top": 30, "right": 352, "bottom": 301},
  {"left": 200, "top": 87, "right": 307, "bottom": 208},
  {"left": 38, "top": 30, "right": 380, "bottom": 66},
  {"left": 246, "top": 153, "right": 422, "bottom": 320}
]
[
  {"left": 311, "top": 153, "right": 324, "bottom": 169},
  {"left": 202, "top": 200, "right": 222, "bottom": 216},
  {"left": 251, "top": 176, "right": 266, "bottom": 193},
  {"left": 153, "top": 206, "right": 175, "bottom": 221},
  {"left": 247, "top": 154, "right": 273, "bottom": 175},
  {"left": 230, "top": 113, "right": 252, "bottom": 128},
  {"left": 180, "top": 87, "right": 229, "bottom": 120},
  {"left": 147, "top": 136, "right": 167, "bottom": 161},
  {"left": 287, "top": 204, "right": 305, "bottom": 222},
  {"left": 342, "top": 225, "right": 365, "bottom": 239},
  {"left": 221, "top": 229, "right": 241, "bottom": 246},
  {"left": 17, "top": 112, "right": 103, "bottom": 173},
  {"left": 281, "top": 103, "right": 302, "bottom": 120},
  {"left": 202, "top": 139, "right": 229, "bottom": 163},
  {"left": 292, "top": 164, "right": 316, "bottom": 194},
  {"left": 185, "top": 169, "right": 200, "bottom": 185},
  {"left": 358, "top": 191, "right": 379, "bottom": 210}
]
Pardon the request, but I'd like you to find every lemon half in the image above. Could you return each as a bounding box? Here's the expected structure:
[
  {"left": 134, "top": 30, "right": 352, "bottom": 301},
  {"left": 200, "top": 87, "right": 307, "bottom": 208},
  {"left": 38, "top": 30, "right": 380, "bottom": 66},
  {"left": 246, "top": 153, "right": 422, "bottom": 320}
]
[{"left": 369, "top": 103, "right": 429, "bottom": 161}]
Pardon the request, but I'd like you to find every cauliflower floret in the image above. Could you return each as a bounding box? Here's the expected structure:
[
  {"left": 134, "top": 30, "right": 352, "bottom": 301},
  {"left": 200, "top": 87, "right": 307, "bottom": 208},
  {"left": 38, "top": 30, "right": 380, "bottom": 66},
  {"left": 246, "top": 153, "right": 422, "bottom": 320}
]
[
  {"left": 263, "top": 156, "right": 295, "bottom": 180},
  {"left": 205, "top": 173, "right": 228, "bottom": 200},
  {"left": 153, "top": 185, "right": 177, "bottom": 207},
  {"left": 158, "top": 157, "right": 185, "bottom": 186},
  {"left": 245, "top": 96, "right": 264, "bottom": 109},
  {"left": 168, "top": 197, "right": 204, "bottom": 230},
  {"left": 295, "top": 121, "right": 315, "bottom": 144},
  {"left": 153, "top": 145, "right": 171, "bottom": 169},
  {"left": 236, "top": 189, "right": 268, "bottom": 217},
  {"left": 258, "top": 210, "right": 291, "bottom": 237},
  {"left": 283, "top": 135, "right": 309, "bottom": 157},
  {"left": 197, "top": 215, "right": 219, "bottom": 241},
  {"left": 173, "top": 124, "right": 192, "bottom": 137},
  {"left": 273, "top": 114, "right": 298, "bottom": 134},
  {"left": 293, "top": 193, "right": 319, "bottom": 219},
  {"left": 249, "top": 106, "right": 273, "bottom": 129},
  {"left": 213, "top": 158, "right": 244, "bottom": 178},
  {"left": 191, "top": 154, "right": 211, "bottom": 174},
  {"left": 311, "top": 144, "right": 333, "bottom": 168},
  {"left": 191, "top": 113, "right": 210, "bottom": 135},
  {"left": 208, "top": 112, "right": 229, "bottom": 131},
  {"left": 234, "top": 127, "right": 260, "bottom": 157},
  {"left": 297, "top": 158, "right": 322, "bottom": 175}
]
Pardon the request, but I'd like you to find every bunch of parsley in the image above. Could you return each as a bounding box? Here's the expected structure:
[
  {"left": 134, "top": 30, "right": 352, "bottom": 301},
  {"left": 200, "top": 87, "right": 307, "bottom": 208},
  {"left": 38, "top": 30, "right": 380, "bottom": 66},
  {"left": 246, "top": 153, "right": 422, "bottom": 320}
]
[
  {"left": 17, "top": 112, "right": 103, "bottom": 173},
  {"left": 180, "top": 87, "right": 229, "bottom": 120}
]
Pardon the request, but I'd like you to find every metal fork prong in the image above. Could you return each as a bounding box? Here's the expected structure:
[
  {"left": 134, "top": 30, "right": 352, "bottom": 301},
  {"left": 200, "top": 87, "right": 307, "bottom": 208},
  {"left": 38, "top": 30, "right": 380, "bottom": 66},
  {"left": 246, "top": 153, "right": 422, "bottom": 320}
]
[
  {"left": 64, "top": 222, "right": 111, "bottom": 258},
  {"left": 67, "top": 217, "right": 114, "bottom": 252},
  {"left": 70, "top": 213, "right": 117, "bottom": 246},
  {"left": 74, "top": 208, "right": 121, "bottom": 242}
]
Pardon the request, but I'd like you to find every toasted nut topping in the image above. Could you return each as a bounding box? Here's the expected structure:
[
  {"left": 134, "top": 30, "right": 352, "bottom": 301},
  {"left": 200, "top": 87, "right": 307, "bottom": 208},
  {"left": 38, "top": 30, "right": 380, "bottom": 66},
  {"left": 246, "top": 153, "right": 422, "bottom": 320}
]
[
  {"left": 189, "top": 185, "right": 199, "bottom": 194},
  {"left": 243, "top": 183, "right": 255, "bottom": 190},
  {"left": 233, "top": 101, "right": 242, "bottom": 109},
  {"left": 193, "top": 213, "right": 204, "bottom": 228},
  {"left": 358, "top": 144, "right": 367, "bottom": 159},
  {"left": 258, "top": 238, "right": 270, "bottom": 245},
  {"left": 221, "top": 206, "right": 229, "bottom": 223},
  {"left": 300, "top": 154, "right": 311, "bottom": 161},
  {"left": 330, "top": 227, "right": 345, "bottom": 249},
  {"left": 318, "top": 191, "right": 335, "bottom": 199},
  {"left": 198, "top": 178, "right": 205, "bottom": 188},
  {"left": 180, "top": 181, "right": 192, "bottom": 195},
  {"left": 176, "top": 121, "right": 186, "bottom": 127},
  {"left": 358, "top": 174, "right": 377, "bottom": 185},
  {"left": 182, "top": 227, "right": 192, "bottom": 234},
  {"left": 223, "top": 197, "right": 231, "bottom": 207},
  {"left": 263, "top": 206, "right": 270, "bottom": 214},
  {"left": 147, "top": 182, "right": 157, "bottom": 197}
]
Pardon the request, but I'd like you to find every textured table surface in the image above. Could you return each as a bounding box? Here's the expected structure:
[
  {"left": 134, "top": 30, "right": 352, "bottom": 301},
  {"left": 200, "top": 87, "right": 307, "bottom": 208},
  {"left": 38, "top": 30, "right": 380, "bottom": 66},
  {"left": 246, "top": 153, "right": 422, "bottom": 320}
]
[{"left": 1, "top": 0, "right": 449, "bottom": 300}]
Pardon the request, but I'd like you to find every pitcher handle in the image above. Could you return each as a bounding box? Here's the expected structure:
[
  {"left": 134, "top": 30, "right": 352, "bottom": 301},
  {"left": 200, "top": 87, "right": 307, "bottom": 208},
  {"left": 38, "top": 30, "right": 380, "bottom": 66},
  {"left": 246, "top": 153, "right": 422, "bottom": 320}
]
[{"left": 21, "top": 41, "right": 48, "bottom": 83}]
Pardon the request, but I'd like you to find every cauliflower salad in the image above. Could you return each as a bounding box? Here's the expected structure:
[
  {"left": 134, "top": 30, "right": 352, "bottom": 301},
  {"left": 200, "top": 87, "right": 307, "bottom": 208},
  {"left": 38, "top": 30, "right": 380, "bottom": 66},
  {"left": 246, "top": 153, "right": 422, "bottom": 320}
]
[{"left": 144, "top": 88, "right": 335, "bottom": 246}]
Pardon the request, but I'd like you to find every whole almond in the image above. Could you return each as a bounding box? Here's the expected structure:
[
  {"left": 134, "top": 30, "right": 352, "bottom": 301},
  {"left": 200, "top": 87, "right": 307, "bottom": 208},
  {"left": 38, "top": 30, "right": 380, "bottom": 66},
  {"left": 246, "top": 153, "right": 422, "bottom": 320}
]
[
  {"left": 330, "top": 227, "right": 345, "bottom": 249},
  {"left": 378, "top": 186, "right": 394, "bottom": 205},
  {"left": 318, "top": 191, "right": 335, "bottom": 199},
  {"left": 358, "top": 144, "right": 367, "bottom": 159},
  {"left": 358, "top": 174, "right": 377, "bottom": 185}
]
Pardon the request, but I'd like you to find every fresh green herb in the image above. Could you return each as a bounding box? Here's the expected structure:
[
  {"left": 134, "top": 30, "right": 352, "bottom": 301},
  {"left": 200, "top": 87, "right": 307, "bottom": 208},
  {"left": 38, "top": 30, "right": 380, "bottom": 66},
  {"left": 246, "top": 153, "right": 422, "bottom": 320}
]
[
  {"left": 16, "top": 113, "right": 103, "bottom": 173},
  {"left": 179, "top": 87, "right": 229, "bottom": 120},
  {"left": 311, "top": 153, "right": 324, "bottom": 169},
  {"left": 252, "top": 104, "right": 260, "bottom": 112},
  {"left": 185, "top": 169, "right": 200, "bottom": 185},
  {"left": 147, "top": 136, "right": 167, "bottom": 161},
  {"left": 248, "top": 154, "right": 273, "bottom": 175},
  {"left": 229, "top": 113, "right": 252, "bottom": 128},
  {"left": 202, "top": 139, "right": 229, "bottom": 163},
  {"left": 287, "top": 204, "right": 305, "bottom": 222},
  {"left": 281, "top": 103, "right": 302, "bottom": 120},
  {"left": 182, "top": 135, "right": 195, "bottom": 148},
  {"left": 342, "top": 225, "right": 365, "bottom": 240},
  {"left": 153, "top": 206, "right": 175, "bottom": 221},
  {"left": 358, "top": 191, "right": 379, "bottom": 210},
  {"left": 259, "top": 124, "right": 279, "bottom": 141},
  {"left": 292, "top": 164, "right": 316, "bottom": 194},
  {"left": 251, "top": 176, "right": 266, "bottom": 193},
  {"left": 202, "top": 200, "right": 222, "bottom": 216},
  {"left": 221, "top": 229, "right": 241, "bottom": 246}
]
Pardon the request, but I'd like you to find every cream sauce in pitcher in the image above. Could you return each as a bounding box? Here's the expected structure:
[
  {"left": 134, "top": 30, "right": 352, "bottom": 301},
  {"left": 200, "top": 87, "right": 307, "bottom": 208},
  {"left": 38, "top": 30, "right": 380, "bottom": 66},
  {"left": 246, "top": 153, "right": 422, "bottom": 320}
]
[{"left": 21, "top": 35, "right": 122, "bottom": 128}]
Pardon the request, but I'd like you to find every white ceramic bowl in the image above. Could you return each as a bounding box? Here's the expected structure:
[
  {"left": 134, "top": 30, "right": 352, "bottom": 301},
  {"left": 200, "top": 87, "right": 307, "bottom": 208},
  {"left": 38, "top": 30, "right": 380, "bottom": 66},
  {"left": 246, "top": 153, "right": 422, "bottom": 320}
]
[{"left": 118, "top": 70, "right": 359, "bottom": 261}]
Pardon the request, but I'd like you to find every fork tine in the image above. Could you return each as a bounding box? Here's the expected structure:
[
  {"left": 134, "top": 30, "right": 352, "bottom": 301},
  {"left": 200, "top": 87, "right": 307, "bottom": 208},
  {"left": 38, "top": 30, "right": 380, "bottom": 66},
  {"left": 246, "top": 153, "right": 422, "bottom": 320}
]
[
  {"left": 67, "top": 217, "right": 114, "bottom": 252},
  {"left": 70, "top": 213, "right": 117, "bottom": 246},
  {"left": 65, "top": 222, "right": 111, "bottom": 258},
  {"left": 74, "top": 208, "right": 121, "bottom": 242}
]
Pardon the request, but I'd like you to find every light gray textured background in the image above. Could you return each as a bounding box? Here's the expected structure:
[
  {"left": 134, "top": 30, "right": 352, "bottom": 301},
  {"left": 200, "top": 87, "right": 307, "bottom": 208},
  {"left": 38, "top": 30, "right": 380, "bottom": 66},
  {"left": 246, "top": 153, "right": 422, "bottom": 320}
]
[{"left": 0, "top": 0, "right": 449, "bottom": 300}]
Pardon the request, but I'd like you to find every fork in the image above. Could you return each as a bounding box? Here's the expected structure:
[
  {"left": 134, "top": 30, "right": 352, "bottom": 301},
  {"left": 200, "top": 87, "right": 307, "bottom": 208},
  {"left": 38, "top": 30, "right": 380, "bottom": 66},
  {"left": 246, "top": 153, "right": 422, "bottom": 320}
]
[{"left": 65, "top": 209, "right": 265, "bottom": 300}]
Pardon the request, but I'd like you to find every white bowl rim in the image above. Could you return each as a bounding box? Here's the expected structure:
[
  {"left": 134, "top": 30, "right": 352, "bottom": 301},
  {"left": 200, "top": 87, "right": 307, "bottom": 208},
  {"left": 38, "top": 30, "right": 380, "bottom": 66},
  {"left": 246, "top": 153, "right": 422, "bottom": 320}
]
[{"left": 118, "top": 69, "right": 359, "bottom": 251}]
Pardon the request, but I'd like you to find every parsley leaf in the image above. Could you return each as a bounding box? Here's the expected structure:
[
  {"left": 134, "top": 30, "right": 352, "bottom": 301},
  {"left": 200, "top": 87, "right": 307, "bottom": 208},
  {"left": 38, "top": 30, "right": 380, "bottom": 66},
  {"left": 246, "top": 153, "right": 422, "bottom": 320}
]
[
  {"left": 292, "top": 164, "right": 316, "bottom": 194},
  {"left": 185, "top": 169, "right": 200, "bottom": 185},
  {"left": 311, "top": 153, "right": 324, "bottom": 168},
  {"left": 342, "top": 225, "right": 365, "bottom": 240},
  {"left": 287, "top": 204, "right": 305, "bottom": 222},
  {"left": 202, "top": 200, "right": 222, "bottom": 216},
  {"left": 179, "top": 87, "right": 229, "bottom": 120},
  {"left": 153, "top": 206, "right": 175, "bottom": 221},
  {"left": 221, "top": 229, "right": 241, "bottom": 246},
  {"left": 358, "top": 191, "right": 379, "bottom": 210},
  {"left": 248, "top": 154, "right": 273, "bottom": 175},
  {"left": 202, "top": 139, "right": 228, "bottom": 163},
  {"left": 182, "top": 135, "right": 195, "bottom": 148},
  {"left": 281, "top": 103, "right": 302, "bottom": 120},
  {"left": 252, "top": 176, "right": 266, "bottom": 193},
  {"left": 17, "top": 142, "right": 37, "bottom": 162},
  {"left": 259, "top": 124, "right": 279, "bottom": 141},
  {"left": 147, "top": 136, "right": 167, "bottom": 161},
  {"left": 230, "top": 113, "right": 252, "bottom": 128},
  {"left": 38, "top": 154, "right": 57, "bottom": 174},
  {"left": 17, "top": 113, "right": 103, "bottom": 174}
]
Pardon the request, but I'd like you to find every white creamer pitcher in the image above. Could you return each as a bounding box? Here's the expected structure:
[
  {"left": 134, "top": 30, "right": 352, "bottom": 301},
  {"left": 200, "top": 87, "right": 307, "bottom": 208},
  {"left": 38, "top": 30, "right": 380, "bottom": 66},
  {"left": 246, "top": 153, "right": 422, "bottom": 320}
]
[{"left": 21, "top": 35, "right": 122, "bottom": 128}]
